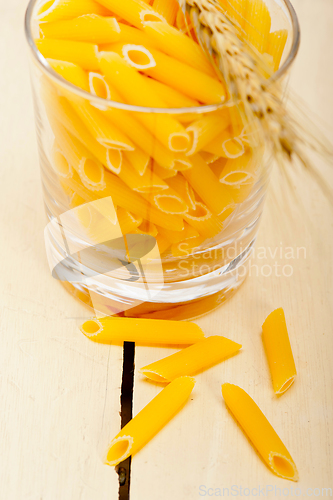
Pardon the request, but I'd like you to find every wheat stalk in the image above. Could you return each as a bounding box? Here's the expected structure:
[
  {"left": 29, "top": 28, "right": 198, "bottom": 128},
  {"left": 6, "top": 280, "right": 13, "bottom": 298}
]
[{"left": 179, "top": 0, "right": 333, "bottom": 198}]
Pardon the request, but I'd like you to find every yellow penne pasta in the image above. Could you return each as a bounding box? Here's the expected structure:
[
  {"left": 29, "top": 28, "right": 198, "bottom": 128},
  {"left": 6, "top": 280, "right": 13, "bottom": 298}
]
[
  {"left": 143, "top": 22, "right": 216, "bottom": 77},
  {"left": 70, "top": 100, "right": 135, "bottom": 150},
  {"left": 88, "top": 72, "right": 111, "bottom": 100},
  {"left": 120, "top": 158, "right": 168, "bottom": 194},
  {"left": 152, "top": 0, "right": 179, "bottom": 24},
  {"left": 122, "top": 44, "right": 157, "bottom": 70},
  {"left": 184, "top": 202, "right": 224, "bottom": 239},
  {"left": 95, "top": 0, "right": 167, "bottom": 29},
  {"left": 117, "top": 207, "right": 142, "bottom": 235},
  {"left": 155, "top": 233, "right": 171, "bottom": 254},
  {"left": 42, "top": 84, "right": 122, "bottom": 173},
  {"left": 219, "top": 150, "right": 258, "bottom": 185},
  {"left": 222, "top": 384, "right": 299, "bottom": 481},
  {"left": 64, "top": 168, "right": 184, "bottom": 230},
  {"left": 267, "top": 29, "right": 288, "bottom": 71},
  {"left": 220, "top": 0, "right": 247, "bottom": 31},
  {"left": 140, "top": 335, "right": 242, "bottom": 382},
  {"left": 124, "top": 149, "right": 150, "bottom": 176},
  {"left": 171, "top": 236, "right": 206, "bottom": 257},
  {"left": 141, "top": 47, "right": 226, "bottom": 104},
  {"left": 80, "top": 316, "right": 205, "bottom": 344},
  {"left": 51, "top": 141, "right": 73, "bottom": 178},
  {"left": 262, "top": 308, "right": 297, "bottom": 395},
  {"left": 105, "top": 377, "right": 195, "bottom": 466},
  {"left": 244, "top": 0, "right": 272, "bottom": 53},
  {"left": 40, "top": 14, "right": 121, "bottom": 43},
  {"left": 47, "top": 59, "right": 90, "bottom": 91},
  {"left": 152, "top": 189, "right": 189, "bottom": 215},
  {"left": 204, "top": 127, "right": 245, "bottom": 158},
  {"left": 183, "top": 154, "right": 235, "bottom": 216},
  {"left": 226, "top": 181, "right": 255, "bottom": 203},
  {"left": 101, "top": 23, "right": 158, "bottom": 50},
  {"left": 142, "top": 76, "right": 199, "bottom": 108},
  {"left": 200, "top": 152, "right": 219, "bottom": 164},
  {"left": 157, "top": 222, "right": 199, "bottom": 245},
  {"left": 35, "top": 38, "right": 99, "bottom": 71},
  {"left": 48, "top": 117, "right": 106, "bottom": 191},
  {"left": 99, "top": 52, "right": 191, "bottom": 152},
  {"left": 37, "top": 0, "right": 111, "bottom": 22},
  {"left": 152, "top": 164, "right": 177, "bottom": 179},
  {"left": 135, "top": 219, "right": 158, "bottom": 237},
  {"left": 166, "top": 173, "right": 196, "bottom": 210},
  {"left": 186, "top": 109, "right": 230, "bottom": 156},
  {"left": 92, "top": 80, "right": 176, "bottom": 169}
]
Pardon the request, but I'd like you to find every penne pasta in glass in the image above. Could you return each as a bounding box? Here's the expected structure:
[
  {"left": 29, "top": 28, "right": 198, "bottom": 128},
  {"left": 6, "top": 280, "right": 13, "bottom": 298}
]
[
  {"left": 105, "top": 377, "right": 195, "bottom": 466},
  {"left": 28, "top": 0, "right": 292, "bottom": 318},
  {"left": 80, "top": 317, "right": 205, "bottom": 344},
  {"left": 140, "top": 335, "right": 242, "bottom": 382},
  {"left": 262, "top": 308, "right": 297, "bottom": 395},
  {"left": 222, "top": 384, "right": 299, "bottom": 481}
]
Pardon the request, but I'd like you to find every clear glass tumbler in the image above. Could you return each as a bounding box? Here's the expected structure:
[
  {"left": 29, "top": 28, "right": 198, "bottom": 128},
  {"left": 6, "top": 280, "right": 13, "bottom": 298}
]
[{"left": 25, "top": 0, "right": 300, "bottom": 319}]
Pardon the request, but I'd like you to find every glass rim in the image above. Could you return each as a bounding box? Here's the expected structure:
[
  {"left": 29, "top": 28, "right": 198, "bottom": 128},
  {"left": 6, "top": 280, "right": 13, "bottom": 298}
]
[{"left": 25, "top": 0, "right": 300, "bottom": 115}]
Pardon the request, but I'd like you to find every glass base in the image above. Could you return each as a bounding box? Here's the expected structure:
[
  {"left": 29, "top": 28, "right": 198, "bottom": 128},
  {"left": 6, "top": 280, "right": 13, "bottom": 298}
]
[{"left": 49, "top": 235, "right": 255, "bottom": 320}]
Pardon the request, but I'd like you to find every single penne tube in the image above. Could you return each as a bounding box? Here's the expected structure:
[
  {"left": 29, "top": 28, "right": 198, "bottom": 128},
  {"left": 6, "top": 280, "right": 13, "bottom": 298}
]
[
  {"left": 244, "top": 0, "right": 271, "bottom": 53},
  {"left": 37, "top": 0, "right": 111, "bottom": 22},
  {"left": 99, "top": 52, "right": 191, "bottom": 152},
  {"left": 70, "top": 100, "right": 135, "bottom": 150},
  {"left": 142, "top": 75, "right": 200, "bottom": 108},
  {"left": 166, "top": 173, "right": 196, "bottom": 210},
  {"left": 140, "top": 47, "right": 226, "bottom": 104},
  {"left": 186, "top": 109, "right": 231, "bottom": 156},
  {"left": 124, "top": 148, "right": 150, "bottom": 176},
  {"left": 262, "top": 308, "right": 297, "bottom": 395},
  {"left": 40, "top": 15, "right": 121, "bottom": 44},
  {"left": 219, "top": 150, "right": 259, "bottom": 186},
  {"left": 41, "top": 84, "right": 122, "bottom": 173},
  {"left": 183, "top": 154, "right": 236, "bottom": 216},
  {"left": 48, "top": 116, "right": 106, "bottom": 191},
  {"left": 121, "top": 44, "right": 157, "bottom": 70},
  {"left": 184, "top": 202, "right": 224, "bottom": 239},
  {"left": 120, "top": 158, "right": 168, "bottom": 194},
  {"left": 222, "top": 384, "right": 299, "bottom": 481},
  {"left": 204, "top": 127, "right": 245, "bottom": 158},
  {"left": 143, "top": 21, "right": 216, "bottom": 77},
  {"left": 80, "top": 317, "right": 205, "bottom": 344},
  {"left": 95, "top": 0, "right": 167, "bottom": 29},
  {"left": 88, "top": 72, "right": 111, "bottom": 100},
  {"left": 152, "top": 189, "right": 189, "bottom": 215},
  {"left": 47, "top": 59, "right": 90, "bottom": 91},
  {"left": 152, "top": 0, "right": 179, "bottom": 24},
  {"left": 117, "top": 207, "right": 142, "bottom": 235},
  {"left": 140, "top": 335, "right": 242, "bottom": 382},
  {"left": 35, "top": 38, "right": 100, "bottom": 71},
  {"left": 105, "top": 376, "right": 195, "bottom": 466},
  {"left": 267, "top": 30, "right": 288, "bottom": 71}
]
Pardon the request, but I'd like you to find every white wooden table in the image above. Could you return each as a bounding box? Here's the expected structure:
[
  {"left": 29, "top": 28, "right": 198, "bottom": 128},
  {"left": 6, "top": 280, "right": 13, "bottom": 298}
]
[{"left": 1, "top": 1, "right": 332, "bottom": 499}]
